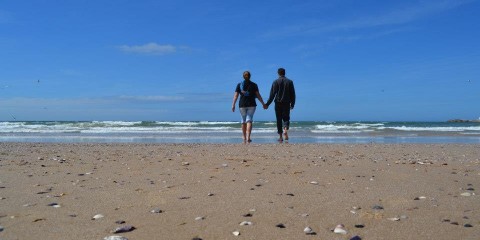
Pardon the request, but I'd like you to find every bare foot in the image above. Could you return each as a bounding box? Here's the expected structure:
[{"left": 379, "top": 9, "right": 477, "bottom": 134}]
[{"left": 284, "top": 132, "right": 289, "bottom": 140}]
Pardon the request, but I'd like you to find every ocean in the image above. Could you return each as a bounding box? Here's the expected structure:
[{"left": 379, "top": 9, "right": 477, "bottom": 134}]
[{"left": 0, "top": 121, "right": 479, "bottom": 143}]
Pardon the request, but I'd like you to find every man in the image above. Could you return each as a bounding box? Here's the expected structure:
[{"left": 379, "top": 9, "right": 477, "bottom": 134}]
[{"left": 265, "top": 68, "right": 296, "bottom": 142}]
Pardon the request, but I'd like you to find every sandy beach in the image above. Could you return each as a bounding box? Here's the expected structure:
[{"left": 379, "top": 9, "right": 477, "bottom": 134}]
[{"left": 0, "top": 143, "right": 479, "bottom": 240}]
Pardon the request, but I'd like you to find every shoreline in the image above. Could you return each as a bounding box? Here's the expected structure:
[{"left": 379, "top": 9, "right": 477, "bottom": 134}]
[{"left": 0, "top": 143, "right": 479, "bottom": 239}]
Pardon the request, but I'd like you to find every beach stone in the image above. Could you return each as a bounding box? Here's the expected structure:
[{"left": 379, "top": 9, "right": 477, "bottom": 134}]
[
  {"left": 0, "top": 225, "right": 3, "bottom": 232},
  {"left": 104, "top": 236, "right": 128, "bottom": 240},
  {"left": 243, "top": 213, "right": 253, "bottom": 217},
  {"left": 350, "top": 236, "right": 362, "bottom": 240},
  {"left": 372, "top": 205, "right": 384, "bottom": 210},
  {"left": 232, "top": 231, "right": 240, "bottom": 236},
  {"left": 276, "top": 223, "right": 286, "bottom": 228},
  {"left": 115, "top": 220, "right": 126, "bottom": 224},
  {"left": 464, "top": 224, "right": 473, "bottom": 228},
  {"left": 195, "top": 216, "right": 205, "bottom": 221},
  {"left": 112, "top": 225, "right": 135, "bottom": 233},
  {"left": 192, "top": 238, "right": 203, "bottom": 240},
  {"left": 355, "top": 224, "right": 365, "bottom": 228},
  {"left": 460, "top": 192, "right": 472, "bottom": 197}
]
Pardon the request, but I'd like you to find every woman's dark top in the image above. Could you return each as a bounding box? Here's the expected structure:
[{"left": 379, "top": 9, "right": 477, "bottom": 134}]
[{"left": 235, "top": 80, "right": 258, "bottom": 108}]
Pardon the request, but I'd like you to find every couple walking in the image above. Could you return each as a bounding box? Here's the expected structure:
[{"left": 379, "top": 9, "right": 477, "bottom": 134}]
[{"left": 231, "top": 68, "right": 296, "bottom": 143}]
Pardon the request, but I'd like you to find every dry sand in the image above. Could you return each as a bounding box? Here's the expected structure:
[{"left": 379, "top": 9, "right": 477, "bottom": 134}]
[{"left": 0, "top": 143, "right": 479, "bottom": 240}]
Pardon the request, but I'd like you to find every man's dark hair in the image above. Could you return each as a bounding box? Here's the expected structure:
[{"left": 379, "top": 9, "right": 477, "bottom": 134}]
[{"left": 278, "top": 68, "right": 286, "bottom": 76}]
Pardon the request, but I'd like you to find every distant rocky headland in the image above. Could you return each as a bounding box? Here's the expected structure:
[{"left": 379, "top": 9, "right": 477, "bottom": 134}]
[{"left": 447, "top": 119, "right": 480, "bottom": 123}]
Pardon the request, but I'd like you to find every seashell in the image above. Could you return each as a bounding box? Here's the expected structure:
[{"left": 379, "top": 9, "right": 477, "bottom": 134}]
[
  {"left": 387, "top": 217, "right": 400, "bottom": 221},
  {"left": 104, "top": 236, "right": 128, "bottom": 240},
  {"left": 232, "top": 231, "right": 240, "bottom": 236},
  {"left": 195, "top": 216, "right": 205, "bottom": 221},
  {"left": 221, "top": 163, "right": 228, "bottom": 167},
  {"left": 112, "top": 225, "right": 135, "bottom": 233},
  {"left": 239, "top": 221, "right": 252, "bottom": 226},
  {"left": 300, "top": 213, "right": 309, "bottom": 217},
  {"left": 334, "top": 224, "right": 347, "bottom": 234},
  {"left": 150, "top": 208, "right": 163, "bottom": 213},
  {"left": 92, "top": 214, "right": 104, "bottom": 220},
  {"left": 304, "top": 226, "right": 315, "bottom": 234},
  {"left": 207, "top": 193, "right": 214, "bottom": 196},
  {"left": 309, "top": 181, "right": 319, "bottom": 185},
  {"left": 182, "top": 162, "right": 190, "bottom": 166},
  {"left": 461, "top": 192, "right": 472, "bottom": 197}
]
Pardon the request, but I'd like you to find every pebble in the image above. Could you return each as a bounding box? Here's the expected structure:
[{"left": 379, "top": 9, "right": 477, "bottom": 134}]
[
  {"left": 276, "top": 223, "right": 286, "bottom": 228},
  {"left": 104, "top": 236, "right": 128, "bottom": 240},
  {"left": 350, "top": 236, "right": 362, "bottom": 240},
  {"left": 460, "top": 192, "right": 472, "bottom": 197},
  {"left": 195, "top": 216, "right": 205, "bottom": 221},
  {"left": 304, "top": 226, "right": 316, "bottom": 235},
  {"left": 232, "top": 230, "right": 240, "bottom": 236},
  {"left": 372, "top": 205, "right": 384, "bottom": 210},
  {"left": 0, "top": 225, "right": 3, "bottom": 232},
  {"left": 115, "top": 220, "right": 126, "bottom": 224},
  {"left": 464, "top": 224, "right": 473, "bottom": 228},
  {"left": 387, "top": 217, "right": 401, "bottom": 221},
  {"left": 309, "top": 181, "right": 319, "bottom": 185},
  {"left": 112, "top": 225, "right": 135, "bottom": 233},
  {"left": 300, "top": 213, "right": 309, "bottom": 217},
  {"left": 243, "top": 213, "right": 253, "bottom": 217},
  {"left": 207, "top": 193, "right": 214, "bottom": 196},
  {"left": 182, "top": 162, "right": 190, "bottom": 166},
  {"left": 192, "top": 238, "right": 203, "bottom": 240},
  {"left": 221, "top": 163, "right": 228, "bottom": 167},
  {"left": 354, "top": 224, "right": 365, "bottom": 228},
  {"left": 92, "top": 214, "right": 104, "bottom": 220}
]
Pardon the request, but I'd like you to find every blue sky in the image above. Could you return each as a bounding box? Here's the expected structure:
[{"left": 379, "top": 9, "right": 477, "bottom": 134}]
[{"left": 0, "top": 0, "right": 479, "bottom": 121}]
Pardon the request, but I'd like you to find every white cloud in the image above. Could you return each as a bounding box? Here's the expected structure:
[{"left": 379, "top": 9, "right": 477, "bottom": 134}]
[
  {"left": 118, "top": 43, "right": 177, "bottom": 55},
  {"left": 263, "top": 0, "right": 475, "bottom": 38}
]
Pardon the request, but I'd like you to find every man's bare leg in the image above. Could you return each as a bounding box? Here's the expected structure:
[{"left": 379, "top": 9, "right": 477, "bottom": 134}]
[{"left": 283, "top": 127, "right": 289, "bottom": 140}]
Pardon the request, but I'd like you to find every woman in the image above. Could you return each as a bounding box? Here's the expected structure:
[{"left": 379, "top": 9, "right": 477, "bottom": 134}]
[{"left": 232, "top": 71, "right": 267, "bottom": 143}]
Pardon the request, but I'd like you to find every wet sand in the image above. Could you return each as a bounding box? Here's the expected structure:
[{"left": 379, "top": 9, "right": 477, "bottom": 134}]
[{"left": 0, "top": 143, "right": 479, "bottom": 240}]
